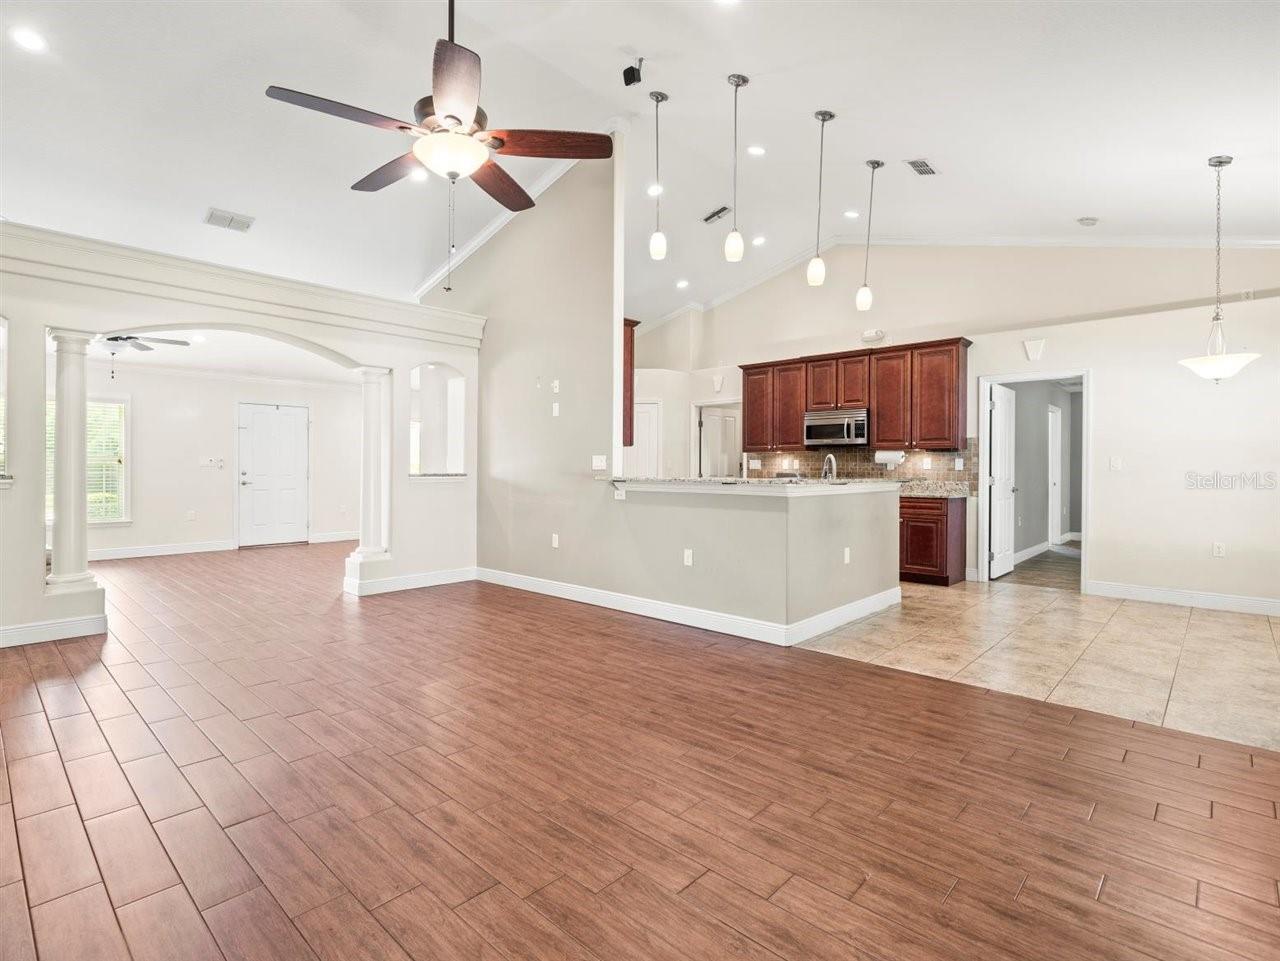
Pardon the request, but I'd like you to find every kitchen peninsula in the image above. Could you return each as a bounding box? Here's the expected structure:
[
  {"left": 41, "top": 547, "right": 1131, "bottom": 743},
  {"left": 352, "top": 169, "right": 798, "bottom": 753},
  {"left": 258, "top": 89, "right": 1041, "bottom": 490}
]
[{"left": 608, "top": 478, "right": 901, "bottom": 645}]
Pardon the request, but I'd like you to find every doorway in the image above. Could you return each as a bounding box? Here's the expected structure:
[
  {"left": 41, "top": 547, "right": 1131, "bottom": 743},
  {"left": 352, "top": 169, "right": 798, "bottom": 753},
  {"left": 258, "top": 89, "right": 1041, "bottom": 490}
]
[
  {"left": 622, "top": 400, "right": 661, "bottom": 479},
  {"left": 238, "top": 402, "right": 309, "bottom": 546},
  {"left": 979, "top": 372, "right": 1088, "bottom": 590},
  {"left": 694, "top": 402, "right": 743, "bottom": 478}
]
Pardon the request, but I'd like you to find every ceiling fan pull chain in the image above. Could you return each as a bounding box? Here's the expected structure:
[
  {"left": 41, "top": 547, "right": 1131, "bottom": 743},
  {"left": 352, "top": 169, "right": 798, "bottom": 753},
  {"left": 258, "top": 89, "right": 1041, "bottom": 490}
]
[{"left": 444, "top": 179, "right": 456, "bottom": 293}]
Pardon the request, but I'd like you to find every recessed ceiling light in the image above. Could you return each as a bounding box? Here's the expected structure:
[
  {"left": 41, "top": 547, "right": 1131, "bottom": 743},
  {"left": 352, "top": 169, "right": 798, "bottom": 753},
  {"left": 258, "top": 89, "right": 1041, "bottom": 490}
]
[
  {"left": 1077, "top": 216, "right": 1099, "bottom": 227},
  {"left": 746, "top": 145, "right": 766, "bottom": 157},
  {"left": 10, "top": 26, "right": 47, "bottom": 53},
  {"left": 843, "top": 209, "right": 860, "bottom": 219},
  {"left": 647, "top": 183, "right": 663, "bottom": 197},
  {"left": 410, "top": 167, "right": 428, "bottom": 182},
  {"left": 676, "top": 279, "right": 689, "bottom": 289},
  {"left": 751, "top": 235, "right": 766, "bottom": 246}
]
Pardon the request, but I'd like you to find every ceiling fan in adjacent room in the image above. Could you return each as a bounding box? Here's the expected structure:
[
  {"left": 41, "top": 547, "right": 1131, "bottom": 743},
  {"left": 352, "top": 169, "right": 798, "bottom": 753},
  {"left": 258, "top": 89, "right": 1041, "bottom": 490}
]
[
  {"left": 100, "top": 335, "right": 190, "bottom": 380},
  {"left": 264, "top": 0, "right": 613, "bottom": 212}
]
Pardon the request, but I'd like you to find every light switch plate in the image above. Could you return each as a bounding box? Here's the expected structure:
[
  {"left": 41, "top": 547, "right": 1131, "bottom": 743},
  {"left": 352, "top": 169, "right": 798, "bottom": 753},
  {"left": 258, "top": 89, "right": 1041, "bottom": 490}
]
[
  {"left": 843, "top": 546, "right": 850, "bottom": 565},
  {"left": 922, "top": 457, "right": 932, "bottom": 470},
  {"left": 1109, "top": 457, "right": 1122, "bottom": 471},
  {"left": 954, "top": 457, "right": 964, "bottom": 470},
  {"left": 551, "top": 533, "right": 559, "bottom": 549},
  {"left": 683, "top": 548, "right": 694, "bottom": 567},
  {"left": 591, "top": 454, "right": 607, "bottom": 471},
  {"left": 552, "top": 402, "right": 560, "bottom": 417},
  {"left": 749, "top": 459, "right": 762, "bottom": 470}
]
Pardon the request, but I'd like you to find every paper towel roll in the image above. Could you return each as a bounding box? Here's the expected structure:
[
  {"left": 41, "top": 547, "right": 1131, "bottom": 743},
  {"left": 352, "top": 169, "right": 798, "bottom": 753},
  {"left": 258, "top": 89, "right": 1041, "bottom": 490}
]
[{"left": 874, "top": 450, "right": 906, "bottom": 468}]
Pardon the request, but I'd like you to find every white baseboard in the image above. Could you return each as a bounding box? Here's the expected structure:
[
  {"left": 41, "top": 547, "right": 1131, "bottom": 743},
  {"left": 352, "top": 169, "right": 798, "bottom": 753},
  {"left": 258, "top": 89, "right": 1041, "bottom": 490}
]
[
  {"left": 343, "top": 566, "right": 477, "bottom": 597},
  {"left": 1084, "top": 580, "right": 1280, "bottom": 617},
  {"left": 1064, "top": 531, "right": 1082, "bottom": 541},
  {"left": 475, "top": 568, "right": 899, "bottom": 646},
  {"left": 966, "top": 567, "right": 980, "bottom": 581},
  {"left": 1, "top": 614, "right": 108, "bottom": 648},
  {"left": 88, "top": 540, "right": 235, "bottom": 561},
  {"left": 309, "top": 531, "right": 359, "bottom": 544},
  {"left": 1012, "top": 541, "right": 1051, "bottom": 566}
]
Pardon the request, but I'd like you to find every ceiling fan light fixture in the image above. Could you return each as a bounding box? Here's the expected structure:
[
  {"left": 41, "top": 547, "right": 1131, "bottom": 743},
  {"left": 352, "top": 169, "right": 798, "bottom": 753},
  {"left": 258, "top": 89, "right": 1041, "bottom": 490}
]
[
  {"left": 649, "top": 230, "right": 668, "bottom": 261},
  {"left": 807, "top": 256, "right": 826, "bottom": 287},
  {"left": 412, "top": 131, "right": 488, "bottom": 181}
]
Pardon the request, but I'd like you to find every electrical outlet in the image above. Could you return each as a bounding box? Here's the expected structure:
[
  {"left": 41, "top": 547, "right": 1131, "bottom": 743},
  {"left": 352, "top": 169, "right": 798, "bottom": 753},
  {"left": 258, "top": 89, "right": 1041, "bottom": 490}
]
[
  {"left": 1212, "top": 542, "right": 1226, "bottom": 557},
  {"left": 1017, "top": 515, "right": 1023, "bottom": 527},
  {"left": 683, "top": 548, "right": 694, "bottom": 567},
  {"left": 551, "top": 533, "right": 559, "bottom": 549},
  {"left": 1109, "top": 457, "right": 1123, "bottom": 471},
  {"left": 614, "top": 488, "right": 626, "bottom": 500},
  {"left": 921, "top": 457, "right": 932, "bottom": 470},
  {"left": 954, "top": 457, "right": 964, "bottom": 470},
  {"left": 591, "top": 454, "right": 607, "bottom": 471},
  {"left": 551, "top": 402, "right": 560, "bottom": 417},
  {"left": 749, "top": 459, "right": 762, "bottom": 470},
  {"left": 185, "top": 510, "right": 197, "bottom": 522},
  {"left": 843, "top": 546, "right": 851, "bottom": 565},
  {"left": 551, "top": 379, "right": 561, "bottom": 394}
]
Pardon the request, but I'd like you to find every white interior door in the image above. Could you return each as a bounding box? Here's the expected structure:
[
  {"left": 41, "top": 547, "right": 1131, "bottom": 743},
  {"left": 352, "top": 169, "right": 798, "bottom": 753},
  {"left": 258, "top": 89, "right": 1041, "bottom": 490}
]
[
  {"left": 989, "top": 384, "right": 1017, "bottom": 577},
  {"left": 623, "top": 402, "right": 660, "bottom": 478},
  {"left": 1047, "top": 405, "right": 1062, "bottom": 545},
  {"left": 698, "top": 405, "right": 742, "bottom": 477},
  {"left": 238, "top": 403, "right": 309, "bottom": 547}
]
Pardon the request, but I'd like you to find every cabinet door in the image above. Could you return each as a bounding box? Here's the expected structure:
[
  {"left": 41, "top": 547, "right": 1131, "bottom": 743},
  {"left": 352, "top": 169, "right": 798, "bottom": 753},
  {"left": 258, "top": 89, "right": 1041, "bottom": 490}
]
[
  {"left": 900, "top": 516, "right": 945, "bottom": 576},
  {"left": 742, "top": 367, "right": 774, "bottom": 452},
  {"left": 911, "top": 341, "right": 965, "bottom": 449},
  {"left": 836, "top": 354, "right": 869, "bottom": 408},
  {"left": 806, "top": 359, "right": 837, "bottom": 411},
  {"left": 869, "top": 349, "right": 912, "bottom": 448},
  {"left": 772, "top": 362, "right": 807, "bottom": 450}
]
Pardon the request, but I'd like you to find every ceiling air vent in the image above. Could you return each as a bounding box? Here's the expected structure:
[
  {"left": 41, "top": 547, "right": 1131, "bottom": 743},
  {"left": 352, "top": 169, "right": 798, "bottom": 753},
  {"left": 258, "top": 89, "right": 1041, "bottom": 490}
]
[
  {"left": 702, "top": 205, "right": 731, "bottom": 225},
  {"left": 905, "top": 159, "right": 937, "bottom": 176},
  {"left": 203, "top": 207, "right": 255, "bottom": 232}
]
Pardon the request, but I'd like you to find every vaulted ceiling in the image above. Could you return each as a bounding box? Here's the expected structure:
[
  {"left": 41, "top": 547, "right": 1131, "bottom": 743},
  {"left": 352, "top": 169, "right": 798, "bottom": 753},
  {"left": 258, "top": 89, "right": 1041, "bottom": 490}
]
[{"left": 3, "top": 1, "right": 1277, "bottom": 321}]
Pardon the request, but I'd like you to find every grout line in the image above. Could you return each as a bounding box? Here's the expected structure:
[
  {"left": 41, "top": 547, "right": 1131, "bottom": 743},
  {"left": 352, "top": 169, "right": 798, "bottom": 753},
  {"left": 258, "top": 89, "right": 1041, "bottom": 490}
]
[
  {"left": 1157, "top": 612, "right": 1192, "bottom": 730},
  {"left": 1095, "top": 874, "right": 1107, "bottom": 901}
]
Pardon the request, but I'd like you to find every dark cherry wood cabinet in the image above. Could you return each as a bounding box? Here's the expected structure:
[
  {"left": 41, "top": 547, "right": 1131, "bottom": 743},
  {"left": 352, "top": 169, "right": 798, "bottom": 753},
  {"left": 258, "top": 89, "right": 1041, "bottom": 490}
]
[
  {"left": 742, "top": 365, "right": 774, "bottom": 452},
  {"left": 806, "top": 359, "right": 838, "bottom": 411},
  {"left": 911, "top": 339, "right": 967, "bottom": 450},
  {"left": 772, "top": 362, "right": 807, "bottom": 450},
  {"left": 622, "top": 319, "right": 640, "bottom": 447},
  {"left": 869, "top": 349, "right": 912, "bottom": 449},
  {"left": 900, "top": 496, "right": 966, "bottom": 585},
  {"left": 836, "top": 353, "right": 869, "bottom": 408}
]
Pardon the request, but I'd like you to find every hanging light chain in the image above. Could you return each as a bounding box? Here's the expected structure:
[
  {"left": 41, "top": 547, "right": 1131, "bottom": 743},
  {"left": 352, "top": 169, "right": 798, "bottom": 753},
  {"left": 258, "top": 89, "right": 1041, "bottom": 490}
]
[{"left": 443, "top": 179, "right": 456, "bottom": 293}]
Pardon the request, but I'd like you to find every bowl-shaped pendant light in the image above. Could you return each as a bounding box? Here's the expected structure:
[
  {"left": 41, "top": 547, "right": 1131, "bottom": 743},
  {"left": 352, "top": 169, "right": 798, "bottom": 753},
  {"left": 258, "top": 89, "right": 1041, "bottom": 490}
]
[
  {"left": 807, "top": 110, "right": 834, "bottom": 286},
  {"left": 724, "top": 74, "right": 749, "bottom": 262},
  {"left": 1179, "top": 156, "right": 1260, "bottom": 382},
  {"left": 648, "top": 91, "right": 668, "bottom": 261},
  {"left": 856, "top": 159, "right": 883, "bottom": 310}
]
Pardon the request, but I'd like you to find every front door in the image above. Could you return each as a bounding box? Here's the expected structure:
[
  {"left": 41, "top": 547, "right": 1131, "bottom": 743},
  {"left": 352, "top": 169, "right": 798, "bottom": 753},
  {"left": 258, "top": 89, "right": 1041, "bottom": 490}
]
[
  {"left": 989, "top": 384, "right": 1017, "bottom": 578},
  {"left": 238, "top": 403, "right": 309, "bottom": 547}
]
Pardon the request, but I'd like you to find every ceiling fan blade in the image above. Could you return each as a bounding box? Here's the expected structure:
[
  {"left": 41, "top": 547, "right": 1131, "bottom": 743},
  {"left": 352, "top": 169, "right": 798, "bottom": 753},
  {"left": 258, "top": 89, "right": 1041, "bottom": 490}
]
[
  {"left": 471, "top": 159, "right": 534, "bottom": 212},
  {"left": 138, "top": 337, "right": 190, "bottom": 346},
  {"left": 352, "top": 153, "right": 422, "bottom": 191},
  {"left": 265, "top": 86, "right": 418, "bottom": 133},
  {"left": 129, "top": 341, "right": 154, "bottom": 352},
  {"left": 432, "top": 39, "right": 481, "bottom": 129},
  {"left": 487, "top": 129, "right": 613, "bottom": 159}
]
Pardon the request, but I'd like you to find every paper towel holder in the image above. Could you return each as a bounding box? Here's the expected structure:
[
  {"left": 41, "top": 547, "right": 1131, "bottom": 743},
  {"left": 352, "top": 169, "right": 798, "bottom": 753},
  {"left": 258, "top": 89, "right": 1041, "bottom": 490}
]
[{"left": 875, "top": 450, "right": 907, "bottom": 470}]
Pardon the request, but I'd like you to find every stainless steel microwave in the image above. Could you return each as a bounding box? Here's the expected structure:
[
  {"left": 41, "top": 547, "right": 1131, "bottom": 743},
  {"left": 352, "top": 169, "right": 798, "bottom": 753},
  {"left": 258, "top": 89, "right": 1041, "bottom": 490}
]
[{"left": 803, "top": 408, "right": 869, "bottom": 446}]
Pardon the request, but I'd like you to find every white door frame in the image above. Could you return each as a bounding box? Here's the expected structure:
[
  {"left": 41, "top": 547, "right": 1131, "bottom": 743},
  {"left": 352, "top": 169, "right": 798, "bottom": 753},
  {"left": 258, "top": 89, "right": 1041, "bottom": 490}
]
[
  {"left": 978, "top": 370, "right": 1091, "bottom": 587},
  {"left": 233, "top": 401, "right": 313, "bottom": 547},
  {"left": 1047, "top": 404, "right": 1063, "bottom": 545},
  {"left": 689, "top": 399, "right": 744, "bottom": 478}
]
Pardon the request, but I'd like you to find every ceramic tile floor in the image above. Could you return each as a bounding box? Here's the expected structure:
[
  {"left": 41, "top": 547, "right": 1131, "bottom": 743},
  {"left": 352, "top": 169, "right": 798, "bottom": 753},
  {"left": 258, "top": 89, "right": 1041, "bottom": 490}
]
[{"left": 803, "top": 580, "right": 1280, "bottom": 750}]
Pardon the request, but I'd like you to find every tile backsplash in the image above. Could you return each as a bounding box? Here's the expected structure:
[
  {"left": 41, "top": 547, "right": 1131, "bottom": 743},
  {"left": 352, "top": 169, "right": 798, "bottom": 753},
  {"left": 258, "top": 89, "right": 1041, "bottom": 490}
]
[{"left": 747, "top": 438, "right": 978, "bottom": 495}]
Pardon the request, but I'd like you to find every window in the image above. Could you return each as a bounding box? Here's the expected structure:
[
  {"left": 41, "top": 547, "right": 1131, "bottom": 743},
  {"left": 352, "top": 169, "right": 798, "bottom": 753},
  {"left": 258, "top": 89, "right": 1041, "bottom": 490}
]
[
  {"left": 45, "top": 398, "right": 129, "bottom": 522},
  {"left": 408, "top": 363, "right": 465, "bottom": 476}
]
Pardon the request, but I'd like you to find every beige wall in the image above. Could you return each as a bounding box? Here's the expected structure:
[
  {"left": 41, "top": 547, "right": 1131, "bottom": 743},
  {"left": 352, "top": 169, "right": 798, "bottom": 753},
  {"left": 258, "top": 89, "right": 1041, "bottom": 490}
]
[{"left": 633, "top": 369, "right": 691, "bottom": 479}]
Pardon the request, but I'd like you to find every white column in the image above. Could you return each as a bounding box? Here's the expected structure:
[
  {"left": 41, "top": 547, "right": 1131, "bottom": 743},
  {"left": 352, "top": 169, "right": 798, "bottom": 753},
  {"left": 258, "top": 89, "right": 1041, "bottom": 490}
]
[
  {"left": 46, "top": 330, "right": 97, "bottom": 592},
  {"left": 351, "top": 366, "right": 391, "bottom": 558}
]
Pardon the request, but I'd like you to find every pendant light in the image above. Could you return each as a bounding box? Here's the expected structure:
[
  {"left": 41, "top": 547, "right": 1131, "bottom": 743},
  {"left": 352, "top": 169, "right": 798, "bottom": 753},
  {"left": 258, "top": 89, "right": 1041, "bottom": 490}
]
[
  {"left": 648, "top": 91, "right": 668, "bottom": 261},
  {"left": 856, "top": 159, "right": 883, "bottom": 310},
  {"left": 1179, "top": 155, "right": 1260, "bottom": 382},
  {"left": 806, "top": 110, "right": 835, "bottom": 286},
  {"left": 724, "top": 74, "right": 749, "bottom": 262}
]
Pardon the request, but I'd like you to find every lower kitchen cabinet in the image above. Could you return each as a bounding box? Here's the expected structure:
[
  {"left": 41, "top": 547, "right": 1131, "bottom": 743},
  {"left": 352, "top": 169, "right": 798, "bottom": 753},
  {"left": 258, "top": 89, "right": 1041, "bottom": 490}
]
[{"left": 899, "top": 496, "right": 967, "bottom": 585}]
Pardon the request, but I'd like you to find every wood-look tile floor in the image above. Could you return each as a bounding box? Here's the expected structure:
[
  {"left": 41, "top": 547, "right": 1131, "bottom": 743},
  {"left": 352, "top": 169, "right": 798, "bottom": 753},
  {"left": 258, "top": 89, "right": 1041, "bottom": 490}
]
[
  {"left": 2, "top": 542, "right": 1278, "bottom": 961},
  {"left": 807, "top": 574, "right": 1280, "bottom": 751},
  {"left": 997, "top": 544, "right": 1084, "bottom": 591}
]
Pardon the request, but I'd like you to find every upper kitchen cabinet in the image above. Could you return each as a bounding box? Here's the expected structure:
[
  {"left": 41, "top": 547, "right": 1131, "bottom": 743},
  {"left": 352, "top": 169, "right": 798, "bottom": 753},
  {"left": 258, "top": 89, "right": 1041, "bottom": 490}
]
[
  {"left": 806, "top": 359, "right": 838, "bottom": 411},
  {"left": 869, "top": 348, "right": 912, "bottom": 448},
  {"left": 772, "top": 362, "right": 807, "bottom": 450},
  {"left": 836, "top": 353, "right": 870, "bottom": 408},
  {"left": 911, "top": 338, "right": 969, "bottom": 450},
  {"left": 742, "top": 365, "right": 774, "bottom": 452}
]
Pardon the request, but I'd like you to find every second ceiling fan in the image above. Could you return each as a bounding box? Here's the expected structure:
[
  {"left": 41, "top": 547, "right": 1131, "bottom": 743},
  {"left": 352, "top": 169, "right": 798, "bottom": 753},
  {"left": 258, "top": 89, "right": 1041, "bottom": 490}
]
[{"left": 266, "top": 0, "right": 612, "bottom": 211}]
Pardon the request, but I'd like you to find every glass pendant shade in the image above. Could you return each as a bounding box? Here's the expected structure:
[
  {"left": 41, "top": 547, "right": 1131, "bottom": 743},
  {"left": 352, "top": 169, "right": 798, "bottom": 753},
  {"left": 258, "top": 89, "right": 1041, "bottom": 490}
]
[
  {"left": 855, "top": 284, "right": 873, "bottom": 311},
  {"left": 724, "top": 229, "right": 744, "bottom": 263},
  {"left": 806, "top": 256, "right": 826, "bottom": 287},
  {"left": 1179, "top": 319, "right": 1259, "bottom": 381},
  {"left": 412, "top": 132, "right": 488, "bottom": 180},
  {"left": 649, "top": 230, "right": 667, "bottom": 261}
]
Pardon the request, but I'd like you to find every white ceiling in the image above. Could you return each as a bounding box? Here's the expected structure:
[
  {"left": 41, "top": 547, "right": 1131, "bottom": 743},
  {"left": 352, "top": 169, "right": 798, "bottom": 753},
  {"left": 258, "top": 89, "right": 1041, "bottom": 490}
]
[
  {"left": 4, "top": 1, "right": 1277, "bottom": 323},
  {"left": 84, "top": 330, "right": 358, "bottom": 385}
]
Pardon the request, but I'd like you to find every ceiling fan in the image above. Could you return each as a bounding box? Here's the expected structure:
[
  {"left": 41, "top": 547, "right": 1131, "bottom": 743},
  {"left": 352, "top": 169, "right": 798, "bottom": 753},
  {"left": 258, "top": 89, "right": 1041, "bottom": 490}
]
[
  {"left": 102, "top": 335, "right": 190, "bottom": 353},
  {"left": 264, "top": 0, "right": 613, "bottom": 212}
]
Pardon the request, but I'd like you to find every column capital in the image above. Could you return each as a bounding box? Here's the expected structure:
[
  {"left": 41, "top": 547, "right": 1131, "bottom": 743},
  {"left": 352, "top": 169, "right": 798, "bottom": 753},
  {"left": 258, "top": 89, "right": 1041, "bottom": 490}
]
[
  {"left": 353, "top": 365, "right": 391, "bottom": 383},
  {"left": 47, "top": 329, "right": 95, "bottom": 351}
]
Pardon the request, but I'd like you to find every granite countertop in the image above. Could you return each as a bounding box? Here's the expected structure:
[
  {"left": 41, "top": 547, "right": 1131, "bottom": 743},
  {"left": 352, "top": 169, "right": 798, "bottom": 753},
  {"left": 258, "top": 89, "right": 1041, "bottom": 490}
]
[
  {"left": 898, "top": 480, "right": 971, "bottom": 498},
  {"left": 609, "top": 477, "right": 903, "bottom": 497}
]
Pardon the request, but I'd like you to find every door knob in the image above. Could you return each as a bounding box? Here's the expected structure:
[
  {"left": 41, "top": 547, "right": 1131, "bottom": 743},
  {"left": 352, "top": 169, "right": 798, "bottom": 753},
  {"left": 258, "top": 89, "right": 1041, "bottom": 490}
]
[{"left": 1012, "top": 486, "right": 1019, "bottom": 493}]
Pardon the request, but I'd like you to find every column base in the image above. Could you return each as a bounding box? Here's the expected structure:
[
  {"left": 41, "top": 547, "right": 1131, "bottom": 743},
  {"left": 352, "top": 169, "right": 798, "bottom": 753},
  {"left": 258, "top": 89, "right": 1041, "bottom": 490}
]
[
  {"left": 45, "top": 571, "right": 100, "bottom": 594},
  {"left": 343, "top": 549, "right": 392, "bottom": 597}
]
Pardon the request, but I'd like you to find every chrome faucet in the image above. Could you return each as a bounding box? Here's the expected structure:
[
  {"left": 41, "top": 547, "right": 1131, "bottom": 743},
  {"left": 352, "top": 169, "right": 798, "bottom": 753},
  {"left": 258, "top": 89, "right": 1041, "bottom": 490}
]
[{"left": 821, "top": 453, "right": 837, "bottom": 481}]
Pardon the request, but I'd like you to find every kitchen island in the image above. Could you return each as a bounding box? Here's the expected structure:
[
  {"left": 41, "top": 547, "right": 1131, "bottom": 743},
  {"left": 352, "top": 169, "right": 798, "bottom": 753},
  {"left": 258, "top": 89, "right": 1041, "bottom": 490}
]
[{"left": 602, "top": 478, "right": 902, "bottom": 645}]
